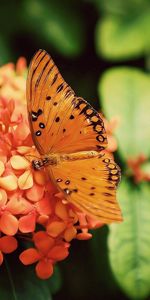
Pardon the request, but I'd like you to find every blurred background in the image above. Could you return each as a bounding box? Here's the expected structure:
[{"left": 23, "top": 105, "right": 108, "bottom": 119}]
[{"left": 0, "top": 0, "right": 150, "bottom": 299}]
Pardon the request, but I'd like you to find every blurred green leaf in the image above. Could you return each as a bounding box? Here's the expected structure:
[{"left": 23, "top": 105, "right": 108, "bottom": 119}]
[
  {"left": 95, "top": 9, "right": 150, "bottom": 60},
  {"left": 0, "top": 252, "right": 62, "bottom": 300},
  {"left": 0, "top": 1, "right": 21, "bottom": 35},
  {"left": 48, "top": 265, "right": 62, "bottom": 294},
  {"left": 22, "top": 0, "right": 85, "bottom": 57},
  {"left": 0, "top": 36, "right": 12, "bottom": 64},
  {"left": 108, "top": 179, "right": 150, "bottom": 299},
  {"left": 92, "top": 0, "right": 149, "bottom": 15},
  {"left": 99, "top": 67, "right": 150, "bottom": 160},
  {"left": 141, "top": 161, "right": 150, "bottom": 174}
]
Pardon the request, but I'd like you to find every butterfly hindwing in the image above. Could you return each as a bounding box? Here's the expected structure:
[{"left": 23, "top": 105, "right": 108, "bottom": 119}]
[
  {"left": 49, "top": 155, "right": 122, "bottom": 224},
  {"left": 26, "top": 49, "right": 107, "bottom": 155}
]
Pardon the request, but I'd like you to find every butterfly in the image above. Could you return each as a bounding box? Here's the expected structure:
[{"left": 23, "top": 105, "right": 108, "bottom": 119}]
[{"left": 26, "top": 49, "right": 122, "bottom": 224}]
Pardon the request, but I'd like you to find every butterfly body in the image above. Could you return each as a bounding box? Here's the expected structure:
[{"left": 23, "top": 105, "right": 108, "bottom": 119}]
[
  {"left": 32, "top": 151, "right": 101, "bottom": 170},
  {"left": 27, "top": 49, "right": 122, "bottom": 223}
]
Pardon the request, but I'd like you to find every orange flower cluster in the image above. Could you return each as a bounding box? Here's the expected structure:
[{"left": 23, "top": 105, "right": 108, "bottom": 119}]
[
  {"left": 127, "top": 154, "right": 150, "bottom": 183},
  {"left": 0, "top": 58, "right": 105, "bottom": 279}
]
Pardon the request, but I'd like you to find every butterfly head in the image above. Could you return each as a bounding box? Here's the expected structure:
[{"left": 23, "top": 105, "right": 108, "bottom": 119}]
[
  {"left": 32, "top": 155, "right": 59, "bottom": 170},
  {"left": 32, "top": 157, "right": 49, "bottom": 170}
]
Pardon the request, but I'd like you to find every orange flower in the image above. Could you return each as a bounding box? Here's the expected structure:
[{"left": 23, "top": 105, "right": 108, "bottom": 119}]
[
  {"left": 127, "top": 154, "right": 150, "bottom": 183},
  {"left": 20, "top": 231, "right": 69, "bottom": 279},
  {"left": 103, "top": 116, "right": 120, "bottom": 153},
  {"left": 0, "top": 235, "right": 18, "bottom": 265}
]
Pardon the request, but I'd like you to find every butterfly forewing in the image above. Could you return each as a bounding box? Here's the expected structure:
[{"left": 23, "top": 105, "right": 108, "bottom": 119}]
[
  {"left": 49, "top": 155, "right": 122, "bottom": 223},
  {"left": 26, "top": 49, "right": 107, "bottom": 155}
]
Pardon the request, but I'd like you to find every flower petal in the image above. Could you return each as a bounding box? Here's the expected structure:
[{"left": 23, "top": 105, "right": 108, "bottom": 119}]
[
  {"left": 10, "top": 155, "right": 30, "bottom": 170},
  {"left": 0, "top": 251, "right": 3, "bottom": 265},
  {"left": 18, "top": 170, "right": 33, "bottom": 190},
  {"left": 33, "top": 231, "right": 54, "bottom": 254},
  {"left": 48, "top": 245, "right": 69, "bottom": 261},
  {"left": 19, "top": 248, "right": 40, "bottom": 265},
  {"left": 0, "top": 175, "right": 18, "bottom": 191},
  {"left": 14, "top": 121, "right": 30, "bottom": 141},
  {"left": 0, "top": 189, "right": 7, "bottom": 206},
  {"left": 0, "top": 161, "right": 5, "bottom": 176},
  {"left": 37, "top": 215, "right": 49, "bottom": 225},
  {"left": 86, "top": 215, "right": 104, "bottom": 229},
  {"left": 0, "top": 236, "right": 18, "bottom": 253},
  {"left": 47, "top": 221, "right": 66, "bottom": 238},
  {"left": 64, "top": 226, "right": 77, "bottom": 242},
  {"left": 19, "top": 212, "right": 36, "bottom": 233},
  {"left": 33, "top": 170, "right": 47, "bottom": 185},
  {"left": 6, "top": 197, "right": 32, "bottom": 215},
  {"left": 36, "top": 196, "right": 52, "bottom": 215},
  {"left": 55, "top": 201, "right": 68, "bottom": 220},
  {"left": 76, "top": 232, "right": 92, "bottom": 240},
  {"left": 0, "top": 212, "right": 18, "bottom": 235},
  {"left": 26, "top": 184, "right": 44, "bottom": 202},
  {"left": 35, "top": 259, "right": 53, "bottom": 279},
  {"left": 17, "top": 146, "right": 32, "bottom": 155}
]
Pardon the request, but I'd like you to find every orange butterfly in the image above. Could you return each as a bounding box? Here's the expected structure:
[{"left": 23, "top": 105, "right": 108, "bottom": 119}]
[{"left": 26, "top": 49, "right": 122, "bottom": 224}]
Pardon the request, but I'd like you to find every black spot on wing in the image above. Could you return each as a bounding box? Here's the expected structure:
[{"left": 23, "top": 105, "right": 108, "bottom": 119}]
[
  {"left": 57, "top": 83, "right": 64, "bottom": 93},
  {"left": 65, "top": 180, "right": 70, "bottom": 185},
  {"left": 103, "top": 158, "right": 121, "bottom": 186},
  {"left": 55, "top": 117, "right": 60, "bottom": 122},
  {"left": 35, "top": 59, "right": 50, "bottom": 88},
  {"left": 35, "top": 130, "right": 41, "bottom": 136},
  {"left": 46, "top": 96, "right": 51, "bottom": 100},
  {"left": 56, "top": 178, "right": 63, "bottom": 182},
  {"left": 39, "top": 122, "right": 45, "bottom": 129},
  {"left": 72, "top": 97, "right": 107, "bottom": 148},
  {"left": 51, "top": 73, "right": 58, "bottom": 85},
  {"left": 31, "top": 109, "right": 43, "bottom": 122},
  {"left": 70, "top": 115, "right": 74, "bottom": 120}
]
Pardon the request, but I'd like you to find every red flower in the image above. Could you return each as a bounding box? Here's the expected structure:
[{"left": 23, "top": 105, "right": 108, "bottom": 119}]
[
  {"left": 0, "top": 236, "right": 18, "bottom": 264},
  {"left": 20, "top": 231, "right": 69, "bottom": 279}
]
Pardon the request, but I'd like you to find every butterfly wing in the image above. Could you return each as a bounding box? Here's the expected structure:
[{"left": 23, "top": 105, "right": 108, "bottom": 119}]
[
  {"left": 26, "top": 49, "right": 107, "bottom": 155},
  {"left": 49, "top": 155, "right": 122, "bottom": 223}
]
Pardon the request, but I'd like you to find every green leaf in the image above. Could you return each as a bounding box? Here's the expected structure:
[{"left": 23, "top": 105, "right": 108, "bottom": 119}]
[
  {"left": 108, "top": 179, "right": 150, "bottom": 299},
  {"left": 93, "top": 0, "right": 149, "bottom": 16},
  {"left": 0, "top": 36, "right": 12, "bottom": 65},
  {"left": 95, "top": 9, "right": 150, "bottom": 61},
  {"left": 48, "top": 265, "right": 62, "bottom": 294},
  {"left": 99, "top": 67, "right": 150, "bottom": 160},
  {"left": 141, "top": 161, "right": 150, "bottom": 174},
  {"left": 0, "top": 252, "right": 61, "bottom": 300},
  {"left": 22, "top": 0, "right": 85, "bottom": 57}
]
